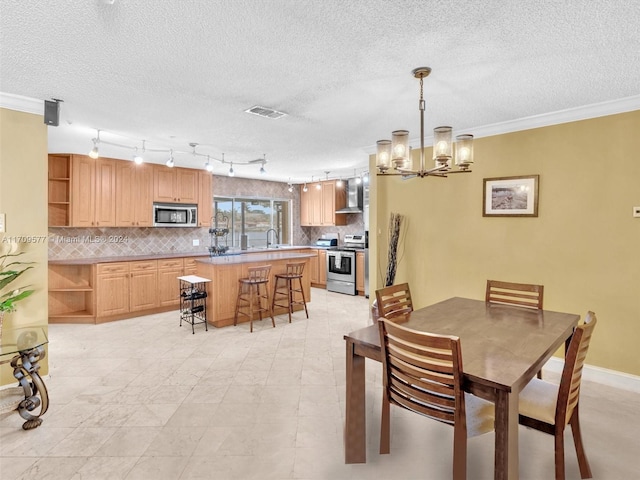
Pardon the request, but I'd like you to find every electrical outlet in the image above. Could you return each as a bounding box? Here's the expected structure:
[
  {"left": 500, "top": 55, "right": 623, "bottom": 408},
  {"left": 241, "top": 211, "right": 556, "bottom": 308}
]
[
  {"left": 192, "top": 239, "right": 200, "bottom": 246},
  {"left": 633, "top": 206, "right": 640, "bottom": 218}
]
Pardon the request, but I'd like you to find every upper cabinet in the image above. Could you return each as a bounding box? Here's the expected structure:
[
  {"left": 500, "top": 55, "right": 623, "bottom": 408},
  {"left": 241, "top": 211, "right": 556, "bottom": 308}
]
[
  {"left": 70, "top": 155, "right": 117, "bottom": 227},
  {"left": 198, "top": 171, "right": 213, "bottom": 227},
  {"left": 115, "top": 162, "right": 154, "bottom": 227},
  {"left": 300, "top": 180, "right": 347, "bottom": 226},
  {"left": 48, "top": 154, "right": 210, "bottom": 228},
  {"left": 153, "top": 166, "right": 198, "bottom": 203}
]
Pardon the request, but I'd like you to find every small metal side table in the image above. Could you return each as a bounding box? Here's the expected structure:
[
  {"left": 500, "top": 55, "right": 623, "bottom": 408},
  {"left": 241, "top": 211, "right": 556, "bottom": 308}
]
[
  {"left": 178, "top": 275, "right": 211, "bottom": 334},
  {"left": 0, "top": 326, "right": 49, "bottom": 429}
]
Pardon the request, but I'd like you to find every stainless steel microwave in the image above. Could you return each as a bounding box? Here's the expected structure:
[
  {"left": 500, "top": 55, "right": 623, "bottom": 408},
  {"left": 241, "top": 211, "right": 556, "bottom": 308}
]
[{"left": 153, "top": 203, "right": 198, "bottom": 227}]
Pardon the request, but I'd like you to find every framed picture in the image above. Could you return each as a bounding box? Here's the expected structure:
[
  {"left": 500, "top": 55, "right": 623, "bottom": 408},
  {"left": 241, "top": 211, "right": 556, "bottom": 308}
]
[{"left": 483, "top": 175, "right": 539, "bottom": 217}]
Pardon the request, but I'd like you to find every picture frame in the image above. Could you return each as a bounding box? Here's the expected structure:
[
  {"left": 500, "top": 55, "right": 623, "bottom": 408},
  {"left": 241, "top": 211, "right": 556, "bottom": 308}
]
[{"left": 483, "top": 175, "right": 539, "bottom": 217}]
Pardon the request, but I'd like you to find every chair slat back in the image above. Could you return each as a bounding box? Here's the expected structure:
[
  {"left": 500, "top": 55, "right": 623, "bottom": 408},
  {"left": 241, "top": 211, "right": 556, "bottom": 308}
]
[
  {"left": 557, "top": 311, "right": 597, "bottom": 426},
  {"left": 378, "top": 319, "right": 464, "bottom": 427},
  {"left": 485, "top": 280, "right": 544, "bottom": 309},
  {"left": 247, "top": 265, "right": 271, "bottom": 283},
  {"left": 285, "top": 262, "right": 305, "bottom": 277},
  {"left": 375, "top": 283, "right": 413, "bottom": 320}
]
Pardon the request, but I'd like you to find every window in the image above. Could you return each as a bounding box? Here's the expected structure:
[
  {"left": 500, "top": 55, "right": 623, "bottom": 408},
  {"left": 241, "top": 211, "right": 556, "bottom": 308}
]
[{"left": 214, "top": 196, "right": 291, "bottom": 248}]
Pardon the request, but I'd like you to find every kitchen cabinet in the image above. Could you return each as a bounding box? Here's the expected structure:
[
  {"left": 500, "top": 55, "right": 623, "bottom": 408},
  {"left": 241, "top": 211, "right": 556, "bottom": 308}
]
[
  {"left": 198, "top": 171, "right": 213, "bottom": 226},
  {"left": 356, "top": 251, "right": 365, "bottom": 294},
  {"left": 308, "top": 248, "right": 327, "bottom": 287},
  {"left": 96, "top": 263, "right": 130, "bottom": 317},
  {"left": 299, "top": 181, "right": 347, "bottom": 226},
  {"left": 153, "top": 166, "right": 198, "bottom": 203},
  {"left": 158, "top": 258, "right": 184, "bottom": 307},
  {"left": 115, "top": 162, "right": 154, "bottom": 226},
  {"left": 130, "top": 260, "right": 158, "bottom": 312},
  {"left": 67, "top": 155, "right": 117, "bottom": 227}
]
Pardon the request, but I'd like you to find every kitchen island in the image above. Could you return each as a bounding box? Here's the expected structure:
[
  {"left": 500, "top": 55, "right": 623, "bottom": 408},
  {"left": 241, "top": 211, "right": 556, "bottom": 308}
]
[{"left": 195, "top": 251, "right": 316, "bottom": 328}]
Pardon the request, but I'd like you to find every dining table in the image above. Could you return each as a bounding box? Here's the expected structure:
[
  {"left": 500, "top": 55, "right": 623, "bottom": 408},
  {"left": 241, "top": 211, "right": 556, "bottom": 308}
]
[{"left": 343, "top": 297, "right": 580, "bottom": 480}]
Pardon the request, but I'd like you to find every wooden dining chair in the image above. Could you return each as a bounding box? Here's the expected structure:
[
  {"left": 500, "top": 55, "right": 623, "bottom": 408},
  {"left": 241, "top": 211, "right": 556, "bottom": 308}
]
[
  {"left": 485, "top": 279, "right": 544, "bottom": 310},
  {"left": 375, "top": 283, "right": 413, "bottom": 321},
  {"left": 518, "top": 311, "right": 597, "bottom": 480},
  {"left": 378, "top": 319, "right": 495, "bottom": 480}
]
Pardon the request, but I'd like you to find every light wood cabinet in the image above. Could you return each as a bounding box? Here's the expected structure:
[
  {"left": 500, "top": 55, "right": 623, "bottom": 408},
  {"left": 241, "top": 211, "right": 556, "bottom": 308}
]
[
  {"left": 309, "top": 248, "right": 327, "bottom": 286},
  {"left": 116, "top": 162, "right": 153, "bottom": 226},
  {"left": 94, "top": 158, "right": 117, "bottom": 226},
  {"left": 71, "top": 155, "right": 96, "bottom": 227},
  {"left": 198, "top": 171, "right": 213, "bottom": 226},
  {"left": 183, "top": 257, "right": 199, "bottom": 275},
  {"left": 96, "top": 263, "right": 130, "bottom": 317},
  {"left": 69, "top": 155, "right": 117, "bottom": 227},
  {"left": 356, "top": 251, "right": 365, "bottom": 294},
  {"left": 153, "top": 166, "right": 199, "bottom": 203},
  {"left": 130, "top": 260, "right": 158, "bottom": 312},
  {"left": 158, "top": 258, "right": 184, "bottom": 307},
  {"left": 299, "top": 181, "right": 347, "bottom": 226}
]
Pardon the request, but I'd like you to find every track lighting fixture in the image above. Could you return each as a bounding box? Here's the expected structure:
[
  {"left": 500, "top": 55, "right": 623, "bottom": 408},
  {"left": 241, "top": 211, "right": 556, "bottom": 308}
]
[
  {"left": 89, "top": 129, "right": 100, "bottom": 159},
  {"left": 83, "top": 128, "right": 275, "bottom": 177},
  {"left": 303, "top": 183, "right": 308, "bottom": 192},
  {"left": 133, "top": 142, "right": 144, "bottom": 164},
  {"left": 287, "top": 178, "right": 293, "bottom": 193},
  {"left": 205, "top": 155, "right": 214, "bottom": 172}
]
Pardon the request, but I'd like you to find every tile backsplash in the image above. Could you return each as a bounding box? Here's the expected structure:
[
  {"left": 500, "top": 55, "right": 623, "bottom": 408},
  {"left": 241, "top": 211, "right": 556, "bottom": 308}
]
[{"left": 48, "top": 227, "right": 211, "bottom": 260}]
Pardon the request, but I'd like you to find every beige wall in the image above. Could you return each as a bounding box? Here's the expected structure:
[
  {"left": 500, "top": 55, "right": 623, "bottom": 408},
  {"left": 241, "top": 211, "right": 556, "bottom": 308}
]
[
  {"left": 371, "top": 110, "right": 640, "bottom": 376},
  {"left": 0, "top": 108, "right": 49, "bottom": 384}
]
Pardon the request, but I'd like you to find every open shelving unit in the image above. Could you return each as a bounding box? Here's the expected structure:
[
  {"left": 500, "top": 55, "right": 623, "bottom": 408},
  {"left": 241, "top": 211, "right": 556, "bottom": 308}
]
[
  {"left": 48, "top": 263, "right": 95, "bottom": 323},
  {"left": 48, "top": 154, "right": 71, "bottom": 226}
]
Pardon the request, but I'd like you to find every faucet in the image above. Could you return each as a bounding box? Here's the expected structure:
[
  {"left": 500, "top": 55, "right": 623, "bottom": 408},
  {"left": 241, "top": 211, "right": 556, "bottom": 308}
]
[{"left": 266, "top": 228, "right": 279, "bottom": 247}]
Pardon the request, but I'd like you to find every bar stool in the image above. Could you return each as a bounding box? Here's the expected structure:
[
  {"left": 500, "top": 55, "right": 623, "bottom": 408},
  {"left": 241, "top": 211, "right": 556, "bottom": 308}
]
[
  {"left": 271, "top": 262, "right": 308, "bottom": 323},
  {"left": 234, "top": 265, "right": 275, "bottom": 333}
]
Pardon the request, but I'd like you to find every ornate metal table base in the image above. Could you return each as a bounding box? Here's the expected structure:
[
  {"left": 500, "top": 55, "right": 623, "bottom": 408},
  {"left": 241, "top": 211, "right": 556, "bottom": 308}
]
[{"left": 10, "top": 344, "right": 49, "bottom": 429}]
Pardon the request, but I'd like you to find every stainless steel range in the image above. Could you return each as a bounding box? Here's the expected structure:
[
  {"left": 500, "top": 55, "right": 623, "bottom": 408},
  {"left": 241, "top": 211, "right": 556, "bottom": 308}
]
[{"left": 326, "top": 234, "right": 366, "bottom": 295}]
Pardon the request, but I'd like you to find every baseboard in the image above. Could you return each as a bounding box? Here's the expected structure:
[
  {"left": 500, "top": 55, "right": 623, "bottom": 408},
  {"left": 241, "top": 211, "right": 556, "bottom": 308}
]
[{"left": 544, "top": 357, "right": 640, "bottom": 394}]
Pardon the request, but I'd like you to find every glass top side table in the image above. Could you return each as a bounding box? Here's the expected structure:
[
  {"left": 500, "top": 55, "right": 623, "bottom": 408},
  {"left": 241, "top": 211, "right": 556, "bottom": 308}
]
[{"left": 0, "top": 326, "right": 49, "bottom": 429}]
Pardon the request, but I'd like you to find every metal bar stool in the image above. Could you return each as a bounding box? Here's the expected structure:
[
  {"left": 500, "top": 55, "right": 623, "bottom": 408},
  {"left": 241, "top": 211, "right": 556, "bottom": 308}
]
[
  {"left": 271, "top": 262, "right": 309, "bottom": 323},
  {"left": 234, "top": 264, "right": 275, "bottom": 333}
]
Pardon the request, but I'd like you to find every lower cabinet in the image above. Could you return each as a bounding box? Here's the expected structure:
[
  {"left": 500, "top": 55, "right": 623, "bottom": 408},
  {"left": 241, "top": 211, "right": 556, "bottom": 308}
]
[
  {"left": 130, "top": 261, "right": 159, "bottom": 312},
  {"left": 96, "top": 263, "right": 130, "bottom": 317},
  {"left": 356, "top": 251, "right": 365, "bottom": 295},
  {"left": 309, "top": 248, "right": 327, "bottom": 287},
  {"left": 158, "top": 258, "right": 184, "bottom": 307}
]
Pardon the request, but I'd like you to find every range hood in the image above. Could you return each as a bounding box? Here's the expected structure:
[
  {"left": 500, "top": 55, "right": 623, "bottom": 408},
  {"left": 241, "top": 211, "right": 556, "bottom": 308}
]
[{"left": 335, "top": 179, "right": 363, "bottom": 214}]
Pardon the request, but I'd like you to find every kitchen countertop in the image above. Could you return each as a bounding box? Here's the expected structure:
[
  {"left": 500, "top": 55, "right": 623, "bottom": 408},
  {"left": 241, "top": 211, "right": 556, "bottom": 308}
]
[
  {"left": 196, "top": 251, "right": 317, "bottom": 265},
  {"left": 48, "top": 246, "right": 315, "bottom": 265}
]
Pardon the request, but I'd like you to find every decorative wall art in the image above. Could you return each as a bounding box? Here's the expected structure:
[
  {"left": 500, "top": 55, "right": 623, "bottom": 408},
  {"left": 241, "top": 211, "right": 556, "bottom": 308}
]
[{"left": 483, "top": 175, "right": 539, "bottom": 217}]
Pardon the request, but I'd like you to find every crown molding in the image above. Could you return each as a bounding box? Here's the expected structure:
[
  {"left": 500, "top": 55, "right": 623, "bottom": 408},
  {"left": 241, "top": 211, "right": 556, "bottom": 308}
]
[
  {"left": 365, "top": 95, "right": 640, "bottom": 154},
  {"left": 0, "top": 92, "right": 43, "bottom": 116},
  {"left": 472, "top": 94, "right": 640, "bottom": 139}
]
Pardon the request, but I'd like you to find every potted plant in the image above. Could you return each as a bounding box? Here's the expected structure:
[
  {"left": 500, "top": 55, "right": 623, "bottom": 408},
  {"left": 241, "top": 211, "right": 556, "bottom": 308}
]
[{"left": 0, "top": 244, "right": 35, "bottom": 340}]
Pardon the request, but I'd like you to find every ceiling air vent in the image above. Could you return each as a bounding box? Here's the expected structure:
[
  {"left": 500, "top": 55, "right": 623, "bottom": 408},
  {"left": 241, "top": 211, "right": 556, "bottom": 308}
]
[{"left": 245, "top": 105, "right": 287, "bottom": 119}]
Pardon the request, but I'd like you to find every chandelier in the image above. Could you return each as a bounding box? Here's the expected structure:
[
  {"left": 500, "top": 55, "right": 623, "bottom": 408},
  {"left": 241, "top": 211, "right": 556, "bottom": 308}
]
[{"left": 376, "top": 67, "right": 474, "bottom": 178}]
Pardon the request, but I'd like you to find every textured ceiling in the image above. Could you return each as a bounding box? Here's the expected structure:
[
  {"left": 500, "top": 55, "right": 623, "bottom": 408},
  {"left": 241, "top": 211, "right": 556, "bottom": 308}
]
[{"left": 2, "top": 0, "right": 640, "bottom": 182}]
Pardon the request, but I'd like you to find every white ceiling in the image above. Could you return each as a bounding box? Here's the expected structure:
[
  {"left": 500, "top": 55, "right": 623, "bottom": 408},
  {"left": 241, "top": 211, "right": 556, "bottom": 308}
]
[{"left": 2, "top": 0, "right": 640, "bottom": 183}]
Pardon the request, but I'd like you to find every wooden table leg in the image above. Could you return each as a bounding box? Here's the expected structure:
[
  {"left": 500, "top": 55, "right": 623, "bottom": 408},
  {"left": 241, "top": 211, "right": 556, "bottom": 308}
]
[
  {"left": 494, "top": 388, "right": 519, "bottom": 479},
  {"left": 344, "top": 338, "right": 366, "bottom": 463}
]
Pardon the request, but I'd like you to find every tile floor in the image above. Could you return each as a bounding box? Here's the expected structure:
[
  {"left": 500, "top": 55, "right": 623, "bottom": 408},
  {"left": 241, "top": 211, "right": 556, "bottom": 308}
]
[{"left": 1, "top": 288, "right": 639, "bottom": 479}]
